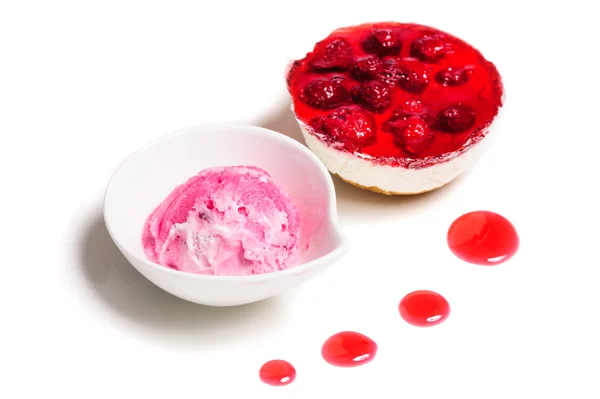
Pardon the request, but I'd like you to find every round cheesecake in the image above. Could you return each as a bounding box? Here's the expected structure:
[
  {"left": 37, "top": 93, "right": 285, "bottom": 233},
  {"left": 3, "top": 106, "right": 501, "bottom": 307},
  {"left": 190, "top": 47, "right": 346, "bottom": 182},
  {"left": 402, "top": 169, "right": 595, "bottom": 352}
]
[{"left": 286, "top": 22, "right": 504, "bottom": 195}]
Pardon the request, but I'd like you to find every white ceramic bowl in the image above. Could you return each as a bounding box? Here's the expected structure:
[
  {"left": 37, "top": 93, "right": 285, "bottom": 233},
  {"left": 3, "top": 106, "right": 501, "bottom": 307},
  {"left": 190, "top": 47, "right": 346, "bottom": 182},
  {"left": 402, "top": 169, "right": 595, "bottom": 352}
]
[{"left": 104, "top": 124, "right": 349, "bottom": 306}]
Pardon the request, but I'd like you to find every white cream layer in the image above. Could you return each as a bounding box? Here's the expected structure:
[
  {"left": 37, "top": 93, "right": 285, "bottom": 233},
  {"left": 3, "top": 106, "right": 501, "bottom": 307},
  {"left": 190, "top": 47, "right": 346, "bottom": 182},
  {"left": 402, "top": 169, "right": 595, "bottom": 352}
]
[{"left": 297, "top": 118, "right": 496, "bottom": 194}]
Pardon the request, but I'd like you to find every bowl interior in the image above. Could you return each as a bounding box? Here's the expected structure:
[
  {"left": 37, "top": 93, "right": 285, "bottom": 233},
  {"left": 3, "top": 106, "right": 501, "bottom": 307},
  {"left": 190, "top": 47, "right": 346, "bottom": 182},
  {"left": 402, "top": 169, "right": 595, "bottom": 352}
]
[{"left": 104, "top": 124, "right": 341, "bottom": 271}]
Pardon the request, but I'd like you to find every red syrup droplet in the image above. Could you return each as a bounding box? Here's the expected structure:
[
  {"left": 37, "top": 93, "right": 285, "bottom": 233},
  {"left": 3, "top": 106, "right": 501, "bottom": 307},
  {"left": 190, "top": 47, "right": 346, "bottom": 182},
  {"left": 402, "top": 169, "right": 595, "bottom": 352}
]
[
  {"left": 259, "top": 359, "right": 296, "bottom": 386},
  {"left": 399, "top": 290, "right": 450, "bottom": 327},
  {"left": 447, "top": 210, "right": 519, "bottom": 265},
  {"left": 321, "top": 331, "right": 378, "bottom": 367}
]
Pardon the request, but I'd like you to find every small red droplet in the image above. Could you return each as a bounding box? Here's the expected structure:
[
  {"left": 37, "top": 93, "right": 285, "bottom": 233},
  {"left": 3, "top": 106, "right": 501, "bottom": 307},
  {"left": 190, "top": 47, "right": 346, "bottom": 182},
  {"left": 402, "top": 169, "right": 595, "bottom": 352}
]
[
  {"left": 447, "top": 210, "right": 519, "bottom": 265},
  {"left": 259, "top": 359, "right": 296, "bottom": 386},
  {"left": 399, "top": 290, "right": 451, "bottom": 327},
  {"left": 321, "top": 331, "right": 378, "bottom": 367}
]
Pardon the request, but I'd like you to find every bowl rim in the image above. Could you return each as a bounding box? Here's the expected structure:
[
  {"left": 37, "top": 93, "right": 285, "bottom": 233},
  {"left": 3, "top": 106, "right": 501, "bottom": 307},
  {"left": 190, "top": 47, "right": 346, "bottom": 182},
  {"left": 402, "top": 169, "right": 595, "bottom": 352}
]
[{"left": 103, "top": 122, "right": 349, "bottom": 282}]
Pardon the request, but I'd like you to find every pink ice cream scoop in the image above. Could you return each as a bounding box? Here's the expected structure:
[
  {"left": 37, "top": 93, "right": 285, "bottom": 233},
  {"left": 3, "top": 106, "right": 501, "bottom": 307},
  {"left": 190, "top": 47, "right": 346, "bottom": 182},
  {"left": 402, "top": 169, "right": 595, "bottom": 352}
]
[{"left": 142, "top": 165, "right": 300, "bottom": 276}]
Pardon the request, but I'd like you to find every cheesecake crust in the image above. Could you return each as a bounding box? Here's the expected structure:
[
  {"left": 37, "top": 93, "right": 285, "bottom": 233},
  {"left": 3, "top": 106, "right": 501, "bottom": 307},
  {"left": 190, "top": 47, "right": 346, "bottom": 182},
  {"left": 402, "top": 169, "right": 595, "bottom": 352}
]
[{"left": 336, "top": 174, "right": 446, "bottom": 196}]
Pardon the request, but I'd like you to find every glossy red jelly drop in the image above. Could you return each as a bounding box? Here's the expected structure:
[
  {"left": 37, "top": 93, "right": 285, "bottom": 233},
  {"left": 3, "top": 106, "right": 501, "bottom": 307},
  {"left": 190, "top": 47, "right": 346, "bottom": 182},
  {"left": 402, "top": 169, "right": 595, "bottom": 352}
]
[
  {"left": 321, "top": 331, "right": 378, "bottom": 367},
  {"left": 259, "top": 359, "right": 296, "bottom": 386},
  {"left": 447, "top": 210, "right": 519, "bottom": 265},
  {"left": 399, "top": 290, "right": 450, "bottom": 327}
]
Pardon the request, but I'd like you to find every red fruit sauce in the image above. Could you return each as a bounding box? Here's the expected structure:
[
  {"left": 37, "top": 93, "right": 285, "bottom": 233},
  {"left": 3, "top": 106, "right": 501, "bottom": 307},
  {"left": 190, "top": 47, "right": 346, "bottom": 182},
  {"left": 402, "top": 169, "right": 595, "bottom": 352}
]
[
  {"left": 286, "top": 22, "right": 503, "bottom": 168},
  {"left": 321, "top": 331, "right": 378, "bottom": 367},
  {"left": 447, "top": 210, "right": 519, "bottom": 266},
  {"left": 399, "top": 290, "right": 451, "bottom": 327},
  {"left": 259, "top": 359, "right": 296, "bottom": 386}
]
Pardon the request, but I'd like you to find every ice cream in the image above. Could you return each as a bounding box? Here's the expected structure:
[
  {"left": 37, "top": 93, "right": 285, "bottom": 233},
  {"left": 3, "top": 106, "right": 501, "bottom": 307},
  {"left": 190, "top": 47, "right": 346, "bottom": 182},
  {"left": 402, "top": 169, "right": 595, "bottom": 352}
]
[{"left": 142, "top": 165, "right": 300, "bottom": 276}]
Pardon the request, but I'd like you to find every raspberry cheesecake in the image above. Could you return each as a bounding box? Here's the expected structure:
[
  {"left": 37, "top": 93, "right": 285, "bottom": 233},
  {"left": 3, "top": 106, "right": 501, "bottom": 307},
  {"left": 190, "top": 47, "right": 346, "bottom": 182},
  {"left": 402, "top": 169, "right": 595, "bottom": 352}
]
[{"left": 286, "top": 22, "right": 503, "bottom": 195}]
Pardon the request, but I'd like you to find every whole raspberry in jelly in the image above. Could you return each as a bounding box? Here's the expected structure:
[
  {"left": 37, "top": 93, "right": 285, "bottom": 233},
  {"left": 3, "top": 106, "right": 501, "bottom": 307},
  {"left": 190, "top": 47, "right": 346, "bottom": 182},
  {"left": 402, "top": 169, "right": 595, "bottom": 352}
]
[
  {"left": 384, "top": 104, "right": 428, "bottom": 132},
  {"left": 435, "top": 67, "right": 472, "bottom": 86},
  {"left": 400, "top": 99, "right": 425, "bottom": 114},
  {"left": 352, "top": 56, "right": 384, "bottom": 81},
  {"left": 362, "top": 28, "right": 402, "bottom": 57},
  {"left": 396, "top": 58, "right": 431, "bottom": 94},
  {"left": 411, "top": 34, "right": 451, "bottom": 63},
  {"left": 397, "top": 116, "right": 434, "bottom": 154},
  {"left": 300, "top": 78, "right": 349, "bottom": 109},
  {"left": 376, "top": 58, "right": 403, "bottom": 87},
  {"left": 377, "top": 58, "right": 430, "bottom": 93},
  {"left": 351, "top": 80, "right": 391, "bottom": 113},
  {"left": 310, "top": 38, "right": 353, "bottom": 71},
  {"left": 309, "top": 107, "right": 375, "bottom": 151},
  {"left": 387, "top": 115, "right": 433, "bottom": 154},
  {"left": 437, "top": 104, "right": 477, "bottom": 133},
  {"left": 385, "top": 104, "right": 431, "bottom": 134}
]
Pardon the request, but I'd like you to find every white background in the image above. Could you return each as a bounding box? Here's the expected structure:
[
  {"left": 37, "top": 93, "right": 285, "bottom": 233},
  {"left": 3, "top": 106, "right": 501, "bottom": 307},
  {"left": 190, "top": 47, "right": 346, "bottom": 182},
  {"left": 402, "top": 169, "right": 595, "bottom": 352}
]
[{"left": 2, "top": 0, "right": 599, "bottom": 398}]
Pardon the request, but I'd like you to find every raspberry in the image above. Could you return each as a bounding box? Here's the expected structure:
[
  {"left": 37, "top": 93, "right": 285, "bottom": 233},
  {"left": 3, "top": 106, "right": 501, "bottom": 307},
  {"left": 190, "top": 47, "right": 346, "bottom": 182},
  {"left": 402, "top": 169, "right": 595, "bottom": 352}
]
[
  {"left": 385, "top": 102, "right": 430, "bottom": 133},
  {"left": 377, "top": 58, "right": 430, "bottom": 93},
  {"left": 309, "top": 38, "right": 353, "bottom": 71},
  {"left": 362, "top": 29, "right": 402, "bottom": 57},
  {"left": 435, "top": 67, "right": 472, "bottom": 86},
  {"left": 437, "top": 104, "right": 476, "bottom": 133},
  {"left": 376, "top": 58, "right": 403, "bottom": 87},
  {"left": 397, "top": 59, "right": 431, "bottom": 94},
  {"left": 400, "top": 98, "right": 425, "bottom": 114},
  {"left": 351, "top": 56, "right": 384, "bottom": 81},
  {"left": 411, "top": 34, "right": 450, "bottom": 63},
  {"left": 351, "top": 80, "right": 391, "bottom": 113},
  {"left": 388, "top": 116, "right": 434, "bottom": 154},
  {"left": 309, "top": 107, "right": 375, "bottom": 151},
  {"left": 300, "top": 78, "right": 349, "bottom": 109}
]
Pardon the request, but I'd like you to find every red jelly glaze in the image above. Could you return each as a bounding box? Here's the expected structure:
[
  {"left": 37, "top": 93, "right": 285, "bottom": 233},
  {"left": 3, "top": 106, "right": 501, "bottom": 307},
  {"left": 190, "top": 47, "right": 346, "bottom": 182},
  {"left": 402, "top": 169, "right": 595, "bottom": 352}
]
[
  {"left": 399, "top": 290, "right": 451, "bottom": 327},
  {"left": 259, "top": 359, "right": 296, "bottom": 386},
  {"left": 321, "top": 331, "right": 378, "bottom": 367},
  {"left": 286, "top": 22, "right": 503, "bottom": 168},
  {"left": 447, "top": 210, "right": 519, "bottom": 265}
]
